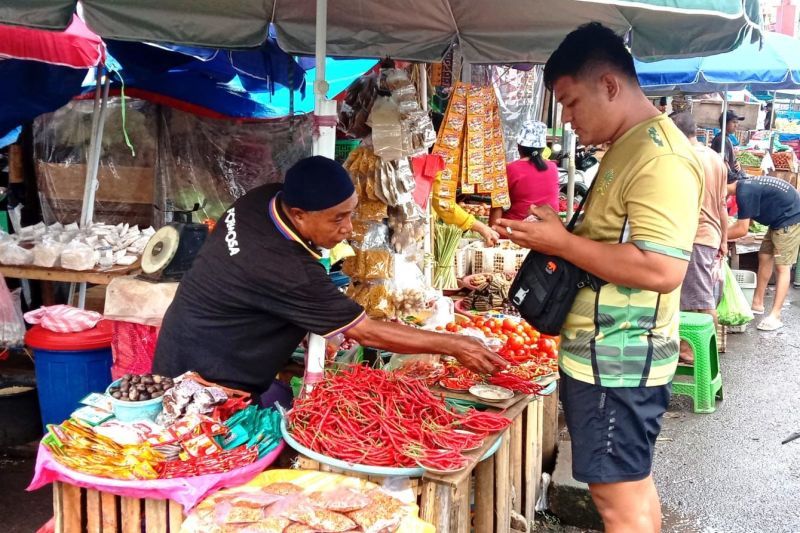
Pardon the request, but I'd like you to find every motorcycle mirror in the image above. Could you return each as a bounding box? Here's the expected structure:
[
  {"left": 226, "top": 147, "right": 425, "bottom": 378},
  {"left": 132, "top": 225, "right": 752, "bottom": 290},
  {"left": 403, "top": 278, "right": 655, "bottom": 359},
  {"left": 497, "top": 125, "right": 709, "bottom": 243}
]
[{"left": 552, "top": 143, "right": 562, "bottom": 153}]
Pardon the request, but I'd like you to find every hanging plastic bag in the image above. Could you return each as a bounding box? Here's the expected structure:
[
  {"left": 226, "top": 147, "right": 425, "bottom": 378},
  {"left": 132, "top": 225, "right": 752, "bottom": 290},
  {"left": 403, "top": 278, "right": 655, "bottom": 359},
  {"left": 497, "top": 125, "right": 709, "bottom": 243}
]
[
  {"left": 717, "top": 262, "right": 755, "bottom": 326},
  {"left": 0, "top": 275, "right": 25, "bottom": 348}
]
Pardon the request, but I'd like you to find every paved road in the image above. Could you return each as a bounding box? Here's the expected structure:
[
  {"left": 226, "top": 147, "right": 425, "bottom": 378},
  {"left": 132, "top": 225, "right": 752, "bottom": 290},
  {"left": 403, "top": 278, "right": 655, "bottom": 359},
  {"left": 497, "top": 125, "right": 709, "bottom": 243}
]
[{"left": 656, "top": 287, "right": 800, "bottom": 533}]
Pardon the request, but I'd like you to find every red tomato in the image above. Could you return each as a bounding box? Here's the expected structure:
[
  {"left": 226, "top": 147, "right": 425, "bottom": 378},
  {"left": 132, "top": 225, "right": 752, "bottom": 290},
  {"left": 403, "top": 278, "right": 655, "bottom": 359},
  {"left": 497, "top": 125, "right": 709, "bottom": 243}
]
[
  {"left": 474, "top": 318, "right": 485, "bottom": 328},
  {"left": 503, "top": 318, "right": 516, "bottom": 331},
  {"left": 538, "top": 337, "right": 558, "bottom": 355}
]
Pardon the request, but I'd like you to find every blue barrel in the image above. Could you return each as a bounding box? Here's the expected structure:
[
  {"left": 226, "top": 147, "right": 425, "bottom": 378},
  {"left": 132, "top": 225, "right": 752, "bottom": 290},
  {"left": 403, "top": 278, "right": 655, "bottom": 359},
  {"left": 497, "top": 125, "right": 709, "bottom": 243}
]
[{"left": 26, "top": 320, "right": 113, "bottom": 428}]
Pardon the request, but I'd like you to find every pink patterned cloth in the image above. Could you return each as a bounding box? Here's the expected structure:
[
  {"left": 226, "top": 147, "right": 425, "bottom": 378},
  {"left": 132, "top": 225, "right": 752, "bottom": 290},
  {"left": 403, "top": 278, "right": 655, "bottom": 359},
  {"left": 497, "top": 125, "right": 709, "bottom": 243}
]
[
  {"left": 28, "top": 441, "right": 285, "bottom": 511},
  {"left": 24, "top": 305, "right": 102, "bottom": 333}
]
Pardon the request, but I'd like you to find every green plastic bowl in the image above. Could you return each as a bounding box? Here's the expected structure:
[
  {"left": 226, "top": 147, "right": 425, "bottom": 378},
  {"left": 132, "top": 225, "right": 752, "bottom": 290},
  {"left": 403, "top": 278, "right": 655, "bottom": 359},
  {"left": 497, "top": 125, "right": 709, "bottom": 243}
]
[{"left": 106, "top": 378, "right": 164, "bottom": 422}]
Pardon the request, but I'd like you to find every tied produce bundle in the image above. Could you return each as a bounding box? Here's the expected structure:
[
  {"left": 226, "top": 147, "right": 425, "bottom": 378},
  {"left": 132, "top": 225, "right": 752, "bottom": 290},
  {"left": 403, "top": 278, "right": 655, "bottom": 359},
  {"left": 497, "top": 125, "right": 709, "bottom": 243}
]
[{"left": 433, "top": 222, "right": 463, "bottom": 290}]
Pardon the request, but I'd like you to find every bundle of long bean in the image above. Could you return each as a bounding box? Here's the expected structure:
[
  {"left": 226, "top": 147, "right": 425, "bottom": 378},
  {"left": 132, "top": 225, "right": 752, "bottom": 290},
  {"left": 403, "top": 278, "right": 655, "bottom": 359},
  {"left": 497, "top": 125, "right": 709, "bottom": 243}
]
[
  {"left": 286, "top": 365, "right": 511, "bottom": 471},
  {"left": 433, "top": 222, "right": 463, "bottom": 290}
]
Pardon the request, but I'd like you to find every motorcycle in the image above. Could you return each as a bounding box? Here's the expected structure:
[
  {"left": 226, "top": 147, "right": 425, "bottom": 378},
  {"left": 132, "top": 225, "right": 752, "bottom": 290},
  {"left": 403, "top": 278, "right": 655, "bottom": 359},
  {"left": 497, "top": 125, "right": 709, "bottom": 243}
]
[{"left": 551, "top": 145, "right": 600, "bottom": 208}]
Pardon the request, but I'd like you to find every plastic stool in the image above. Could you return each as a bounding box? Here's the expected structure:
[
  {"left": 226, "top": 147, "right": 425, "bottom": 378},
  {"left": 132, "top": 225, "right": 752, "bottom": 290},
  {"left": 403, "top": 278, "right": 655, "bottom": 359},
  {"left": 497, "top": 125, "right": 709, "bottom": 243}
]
[{"left": 673, "top": 312, "right": 723, "bottom": 413}]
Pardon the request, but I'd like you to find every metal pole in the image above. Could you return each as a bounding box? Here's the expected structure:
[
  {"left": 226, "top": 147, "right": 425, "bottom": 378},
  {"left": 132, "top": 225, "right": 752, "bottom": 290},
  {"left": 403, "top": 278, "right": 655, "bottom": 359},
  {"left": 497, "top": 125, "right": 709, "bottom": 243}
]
[
  {"left": 719, "top": 90, "right": 728, "bottom": 158},
  {"left": 420, "top": 66, "right": 434, "bottom": 287},
  {"left": 80, "top": 72, "right": 110, "bottom": 227},
  {"left": 306, "top": 0, "right": 330, "bottom": 394},
  {"left": 565, "top": 125, "right": 576, "bottom": 221}
]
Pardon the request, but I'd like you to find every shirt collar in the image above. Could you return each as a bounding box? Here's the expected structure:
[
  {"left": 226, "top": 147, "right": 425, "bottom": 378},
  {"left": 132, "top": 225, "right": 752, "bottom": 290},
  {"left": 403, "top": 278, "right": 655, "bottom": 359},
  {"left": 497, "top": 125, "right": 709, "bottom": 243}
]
[{"left": 268, "top": 193, "right": 322, "bottom": 260}]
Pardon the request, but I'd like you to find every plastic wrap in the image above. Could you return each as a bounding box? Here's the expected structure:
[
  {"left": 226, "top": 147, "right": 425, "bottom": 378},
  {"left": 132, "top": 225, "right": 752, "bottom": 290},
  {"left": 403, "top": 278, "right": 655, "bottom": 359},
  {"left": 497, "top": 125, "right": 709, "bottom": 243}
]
[
  {"left": 34, "top": 98, "right": 159, "bottom": 227},
  {"left": 472, "top": 65, "right": 545, "bottom": 162},
  {"left": 157, "top": 108, "right": 313, "bottom": 225},
  {"left": 34, "top": 98, "right": 314, "bottom": 228}
]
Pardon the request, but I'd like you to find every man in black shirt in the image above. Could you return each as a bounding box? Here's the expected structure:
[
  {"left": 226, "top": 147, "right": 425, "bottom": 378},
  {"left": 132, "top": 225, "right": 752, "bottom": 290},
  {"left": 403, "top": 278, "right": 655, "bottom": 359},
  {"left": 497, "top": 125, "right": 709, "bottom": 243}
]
[
  {"left": 153, "top": 156, "right": 506, "bottom": 396},
  {"left": 727, "top": 176, "right": 800, "bottom": 331},
  {"left": 711, "top": 110, "right": 746, "bottom": 184}
]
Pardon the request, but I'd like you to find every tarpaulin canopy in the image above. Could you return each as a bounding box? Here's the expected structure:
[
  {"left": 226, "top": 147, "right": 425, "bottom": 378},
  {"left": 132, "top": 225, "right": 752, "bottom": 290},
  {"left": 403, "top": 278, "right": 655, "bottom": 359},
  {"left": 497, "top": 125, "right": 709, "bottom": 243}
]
[
  {"left": 0, "top": 16, "right": 104, "bottom": 141},
  {"left": 102, "top": 40, "right": 377, "bottom": 119},
  {"left": 0, "top": 0, "right": 762, "bottom": 63},
  {"left": 636, "top": 32, "right": 800, "bottom": 94}
]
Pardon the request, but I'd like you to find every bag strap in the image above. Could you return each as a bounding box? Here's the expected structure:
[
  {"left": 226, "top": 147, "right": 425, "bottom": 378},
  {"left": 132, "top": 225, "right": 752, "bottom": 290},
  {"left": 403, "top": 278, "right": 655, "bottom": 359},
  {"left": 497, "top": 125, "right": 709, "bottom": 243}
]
[
  {"left": 565, "top": 170, "right": 599, "bottom": 232},
  {"left": 562, "top": 169, "right": 606, "bottom": 291}
]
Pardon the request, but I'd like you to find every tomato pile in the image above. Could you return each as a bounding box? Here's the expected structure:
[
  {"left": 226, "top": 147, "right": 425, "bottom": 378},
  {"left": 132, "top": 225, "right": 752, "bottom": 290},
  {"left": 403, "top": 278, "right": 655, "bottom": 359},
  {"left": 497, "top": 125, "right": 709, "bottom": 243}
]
[{"left": 442, "top": 316, "right": 558, "bottom": 367}]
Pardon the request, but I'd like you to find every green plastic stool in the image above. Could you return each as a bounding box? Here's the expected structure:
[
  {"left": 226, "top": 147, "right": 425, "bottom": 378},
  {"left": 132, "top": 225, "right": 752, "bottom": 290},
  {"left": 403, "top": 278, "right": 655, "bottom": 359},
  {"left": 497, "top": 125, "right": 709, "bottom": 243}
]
[{"left": 673, "top": 312, "right": 723, "bottom": 413}]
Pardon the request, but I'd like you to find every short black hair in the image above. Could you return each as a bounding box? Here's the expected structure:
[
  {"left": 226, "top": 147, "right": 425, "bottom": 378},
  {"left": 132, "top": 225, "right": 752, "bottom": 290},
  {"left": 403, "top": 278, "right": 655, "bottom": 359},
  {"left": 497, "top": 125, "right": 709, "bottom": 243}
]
[
  {"left": 670, "top": 111, "right": 696, "bottom": 138},
  {"left": 544, "top": 23, "right": 638, "bottom": 90}
]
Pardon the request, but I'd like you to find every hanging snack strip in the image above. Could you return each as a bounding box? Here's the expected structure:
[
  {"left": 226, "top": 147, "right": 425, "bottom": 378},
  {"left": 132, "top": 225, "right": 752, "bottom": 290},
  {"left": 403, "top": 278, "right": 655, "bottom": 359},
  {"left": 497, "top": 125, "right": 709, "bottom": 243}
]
[{"left": 432, "top": 83, "right": 510, "bottom": 214}]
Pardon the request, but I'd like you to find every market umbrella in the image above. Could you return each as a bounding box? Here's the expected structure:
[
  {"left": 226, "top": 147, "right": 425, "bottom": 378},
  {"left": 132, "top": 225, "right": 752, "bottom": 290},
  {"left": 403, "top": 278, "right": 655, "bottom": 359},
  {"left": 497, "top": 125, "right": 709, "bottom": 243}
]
[
  {"left": 635, "top": 32, "right": 800, "bottom": 94},
  {"left": 0, "top": 0, "right": 761, "bottom": 62},
  {"left": 0, "top": 15, "right": 104, "bottom": 139}
]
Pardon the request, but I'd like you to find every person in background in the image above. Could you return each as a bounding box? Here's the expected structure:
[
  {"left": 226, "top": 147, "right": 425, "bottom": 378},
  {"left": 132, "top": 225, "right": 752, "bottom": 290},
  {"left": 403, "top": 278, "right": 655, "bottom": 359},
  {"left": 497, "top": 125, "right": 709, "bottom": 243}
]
[
  {"left": 764, "top": 102, "right": 773, "bottom": 131},
  {"left": 670, "top": 112, "right": 728, "bottom": 364},
  {"left": 727, "top": 175, "right": 800, "bottom": 331},
  {"left": 489, "top": 120, "right": 559, "bottom": 226},
  {"left": 711, "top": 110, "right": 746, "bottom": 183},
  {"left": 656, "top": 96, "right": 668, "bottom": 114},
  {"left": 494, "top": 23, "right": 703, "bottom": 533}
]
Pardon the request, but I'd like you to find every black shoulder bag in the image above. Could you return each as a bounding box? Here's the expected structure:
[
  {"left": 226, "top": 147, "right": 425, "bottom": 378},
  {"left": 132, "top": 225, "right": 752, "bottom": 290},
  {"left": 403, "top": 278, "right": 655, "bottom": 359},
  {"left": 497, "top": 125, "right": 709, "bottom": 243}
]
[{"left": 509, "top": 182, "right": 605, "bottom": 335}]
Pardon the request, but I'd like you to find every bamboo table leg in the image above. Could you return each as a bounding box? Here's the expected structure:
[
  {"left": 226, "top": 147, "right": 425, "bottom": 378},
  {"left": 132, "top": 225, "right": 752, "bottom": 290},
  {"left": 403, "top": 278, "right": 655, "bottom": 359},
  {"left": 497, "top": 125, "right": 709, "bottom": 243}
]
[
  {"left": 494, "top": 433, "right": 511, "bottom": 533},
  {"left": 474, "top": 455, "right": 496, "bottom": 532}
]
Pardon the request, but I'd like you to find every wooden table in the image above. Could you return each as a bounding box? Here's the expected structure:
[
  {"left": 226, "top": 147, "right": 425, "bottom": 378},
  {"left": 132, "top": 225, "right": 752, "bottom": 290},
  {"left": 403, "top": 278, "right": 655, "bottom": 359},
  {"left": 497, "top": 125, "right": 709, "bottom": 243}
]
[{"left": 0, "top": 262, "right": 140, "bottom": 285}]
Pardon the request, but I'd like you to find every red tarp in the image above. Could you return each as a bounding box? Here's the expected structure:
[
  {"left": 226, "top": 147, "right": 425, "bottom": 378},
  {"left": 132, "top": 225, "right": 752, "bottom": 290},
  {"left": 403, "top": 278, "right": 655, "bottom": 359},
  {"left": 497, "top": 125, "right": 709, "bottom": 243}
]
[{"left": 0, "top": 15, "right": 103, "bottom": 68}]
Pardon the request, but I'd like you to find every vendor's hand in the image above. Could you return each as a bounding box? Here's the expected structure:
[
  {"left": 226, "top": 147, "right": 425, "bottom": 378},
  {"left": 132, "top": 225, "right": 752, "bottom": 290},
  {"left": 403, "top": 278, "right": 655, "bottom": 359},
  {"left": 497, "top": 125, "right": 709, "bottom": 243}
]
[
  {"left": 473, "top": 221, "right": 500, "bottom": 247},
  {"left": 450, "top": 336, "right": 508, "bottom": 374},
  {"left": 492, "top": 205, "right": 570, "bottom": 256},
  {"left": 734, "top": 160, "right": 742, "bottom": 172}
]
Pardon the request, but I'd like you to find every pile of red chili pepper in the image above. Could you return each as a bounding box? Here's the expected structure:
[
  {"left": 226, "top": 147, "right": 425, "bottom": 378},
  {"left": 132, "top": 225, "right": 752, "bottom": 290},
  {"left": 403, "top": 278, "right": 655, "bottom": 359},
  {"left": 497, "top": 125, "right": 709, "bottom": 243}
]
[{"left": 287, "top": 365, "right": 512, "bottom": 471}]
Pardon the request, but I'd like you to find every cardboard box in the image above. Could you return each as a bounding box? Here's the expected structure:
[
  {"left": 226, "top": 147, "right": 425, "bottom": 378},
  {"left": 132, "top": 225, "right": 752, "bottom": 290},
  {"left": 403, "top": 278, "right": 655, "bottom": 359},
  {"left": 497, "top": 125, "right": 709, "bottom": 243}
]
[{"left": 692, "top": 100, "right": 760, "bottom": 131}]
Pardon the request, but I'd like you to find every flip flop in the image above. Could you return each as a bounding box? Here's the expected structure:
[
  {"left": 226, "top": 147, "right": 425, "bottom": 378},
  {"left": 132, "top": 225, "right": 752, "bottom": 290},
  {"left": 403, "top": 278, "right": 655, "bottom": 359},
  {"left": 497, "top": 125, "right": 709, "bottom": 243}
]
[
  {"left": 751, "top": 307, "right": 765, "bottom": 315},
  {"left": 757, "top": 316, "right": 783, "bottom": 331}
]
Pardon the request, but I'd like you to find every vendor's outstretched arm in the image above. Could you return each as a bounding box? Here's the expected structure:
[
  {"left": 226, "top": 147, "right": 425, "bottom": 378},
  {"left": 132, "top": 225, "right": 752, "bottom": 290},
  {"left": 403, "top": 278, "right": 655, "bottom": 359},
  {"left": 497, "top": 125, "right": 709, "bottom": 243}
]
[
  {"left": 346, "top": 318, "right": 507, "bottom": 374},
  {"left": 727, "top": 218, "right": 750, "bottom": 241}
]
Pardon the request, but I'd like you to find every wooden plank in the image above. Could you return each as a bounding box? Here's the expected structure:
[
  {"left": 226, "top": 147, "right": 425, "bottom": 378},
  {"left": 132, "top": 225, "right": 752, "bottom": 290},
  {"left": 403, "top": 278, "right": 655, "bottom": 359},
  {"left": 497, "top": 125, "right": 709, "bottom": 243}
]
[
  {"left": 419, "top": 479, "right": 470, "bottom": 533},
  {"left": 541, "top": 386, "right": 560, "bottom": 473},
  {"left": 0, "top": 262, "right": 140, "bottom": 285},
  {"left": 86, "top": 489, "right": 101, "bottom": 533},
  {"left": 524, "top": 400, "right": 542, "bottom": 521},
  {"left": 296, "top": 456, "right": 320, "bottom": 470},
  {"left": 145, "top": 499, "right": 168, "bottom": 533},
  {"left": 510, "top": 412, "right": 524, "bottom": 514},
  {"left": 168, "top": 500, "right": 184, "bottom": 533},
  {"left": 474, "top": 455, "right": 495, "bottom": 533},
  {"left": 494, "top": 433, "right": 511, "bottom": 533},
  {"left": 121, "top": 497, "right": 142, "bottom": 533},
  {"left": 61, "top": 483, "right": 83, "bottom": 533},
  {"left": 532, "top": 398, "right": 544, "bottom": 519},
  {"left": 100, "top": 492, "right": 119, "bottom": 533},
  {"left": 453, "top": 476, "right": 471, "bottom": 533},
  {"left": 53, "top": 482, "right": 65, "bottom": 533}
]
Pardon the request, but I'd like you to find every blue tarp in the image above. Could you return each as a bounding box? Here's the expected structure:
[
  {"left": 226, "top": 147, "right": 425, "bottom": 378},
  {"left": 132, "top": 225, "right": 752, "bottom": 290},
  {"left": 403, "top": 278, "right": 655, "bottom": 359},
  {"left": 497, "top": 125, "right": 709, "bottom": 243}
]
[
  {"left": 0, "top": 59, "right": 89, "bottom": 135},
  {"left": 102, "top": 40, "right": 375, "bottom": 118},
  {"left": 636, "top": 32, "right": 800, "bottom": 94}
]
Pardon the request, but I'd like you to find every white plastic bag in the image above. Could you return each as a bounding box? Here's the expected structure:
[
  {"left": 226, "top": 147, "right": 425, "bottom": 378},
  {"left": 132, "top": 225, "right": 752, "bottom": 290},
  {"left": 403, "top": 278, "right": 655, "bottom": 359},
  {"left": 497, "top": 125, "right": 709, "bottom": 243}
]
[
  {"left": 0, "top": 276, "right": 25, "bottom": 348},
  {"left": 0, "top": 242, "right": 33, "bottom": 265},
  {"left": 32, "top": 239, "right": 65, "bottom": 268},
  {"left": 60, "top": 241, "right": 96, "bottom": 271}
]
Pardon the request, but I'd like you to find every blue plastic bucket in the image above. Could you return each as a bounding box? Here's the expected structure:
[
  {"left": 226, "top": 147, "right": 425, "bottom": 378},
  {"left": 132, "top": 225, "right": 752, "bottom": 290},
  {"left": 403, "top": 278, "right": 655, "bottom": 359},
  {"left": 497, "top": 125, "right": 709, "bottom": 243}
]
[{"left": 26, "top": 321, "right": 113, "bottom": 428}]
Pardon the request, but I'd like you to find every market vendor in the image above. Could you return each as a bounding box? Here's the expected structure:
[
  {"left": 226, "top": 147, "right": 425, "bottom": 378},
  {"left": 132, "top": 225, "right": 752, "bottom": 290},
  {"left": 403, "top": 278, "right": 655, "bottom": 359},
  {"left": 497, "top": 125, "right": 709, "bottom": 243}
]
[
  {"left": 489, "top": 120, "right": 559, "bottom": 227},
  {"left": 711, "top": 110, "right": 747, "bottom": 183},
  {"left": 727, "top": 175, "right": 800, "bottom": 331},
  {"left": 153, "top": 156, "right": 506, "bottom": 397}
]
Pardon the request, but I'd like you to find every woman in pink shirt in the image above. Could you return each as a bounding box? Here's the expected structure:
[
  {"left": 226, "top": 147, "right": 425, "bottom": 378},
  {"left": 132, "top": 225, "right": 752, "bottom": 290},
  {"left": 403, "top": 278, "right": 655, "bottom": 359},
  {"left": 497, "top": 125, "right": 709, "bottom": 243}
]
[{"left": 490, "top": 120, "right": 560, "bottom": 225}]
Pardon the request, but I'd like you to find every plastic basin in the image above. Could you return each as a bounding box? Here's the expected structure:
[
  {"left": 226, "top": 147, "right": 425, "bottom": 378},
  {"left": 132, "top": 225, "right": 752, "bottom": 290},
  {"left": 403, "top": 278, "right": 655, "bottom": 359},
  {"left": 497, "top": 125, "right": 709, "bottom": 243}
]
[{"left": 106, "top": 378, "right": 164, "bottom": 422}]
